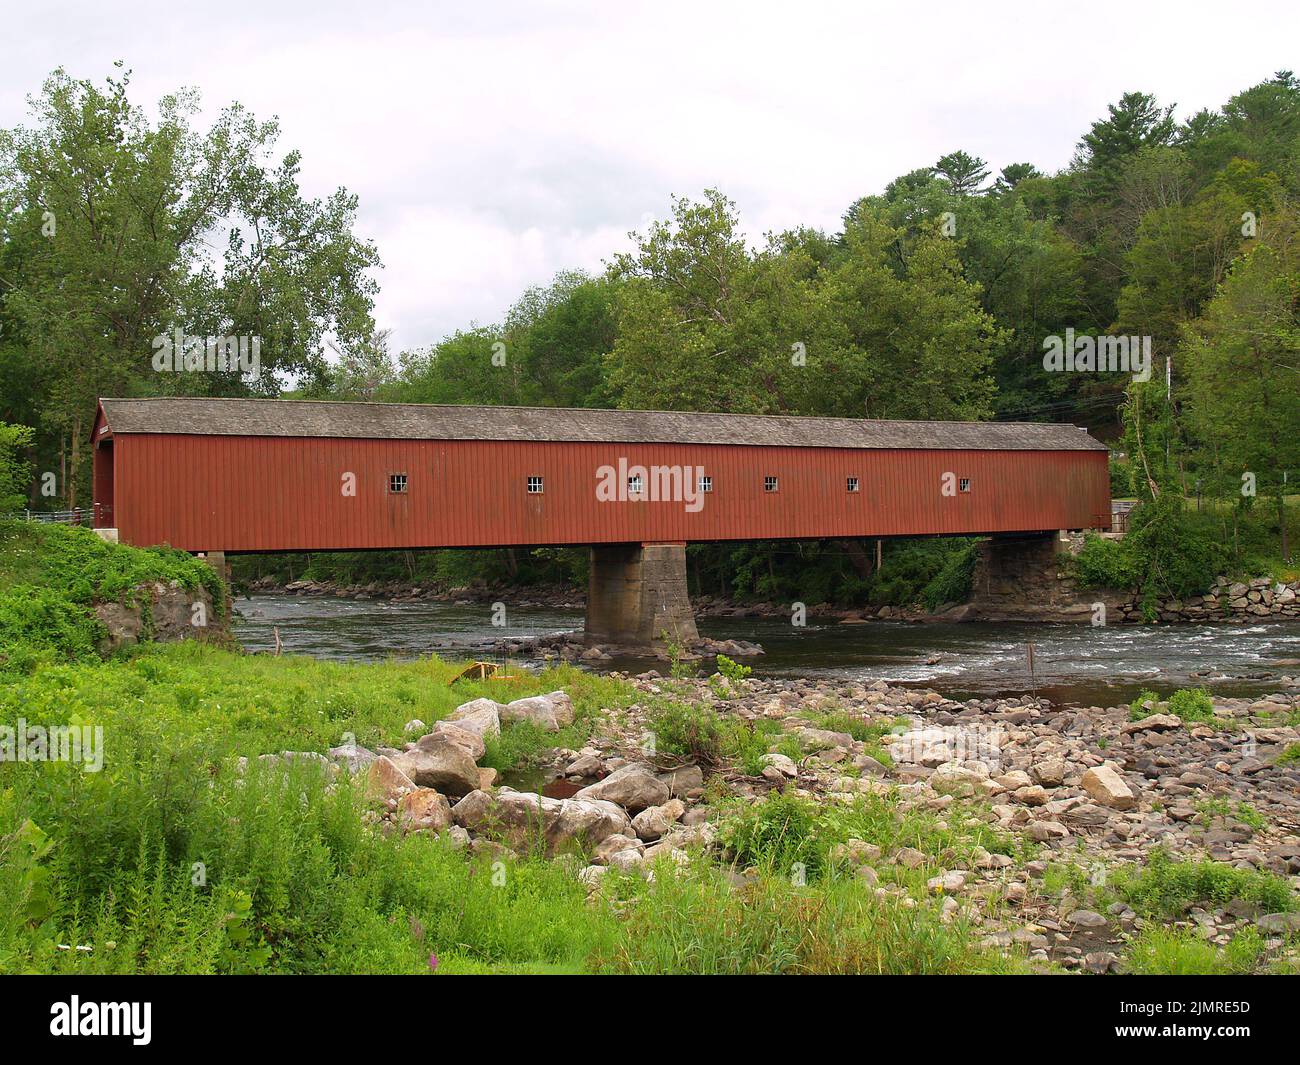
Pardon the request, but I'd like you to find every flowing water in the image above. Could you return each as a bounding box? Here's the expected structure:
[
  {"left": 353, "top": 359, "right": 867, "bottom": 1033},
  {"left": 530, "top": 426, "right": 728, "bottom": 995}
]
[{"left": 232, "top": 593, "right": 1300, "bottom": 707}]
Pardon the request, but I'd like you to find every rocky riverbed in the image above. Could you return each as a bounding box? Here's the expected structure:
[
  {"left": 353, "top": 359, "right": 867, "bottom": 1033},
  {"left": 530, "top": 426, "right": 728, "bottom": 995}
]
[{"left": 271, "top": 666, "right": 1300, "bottom": 974}]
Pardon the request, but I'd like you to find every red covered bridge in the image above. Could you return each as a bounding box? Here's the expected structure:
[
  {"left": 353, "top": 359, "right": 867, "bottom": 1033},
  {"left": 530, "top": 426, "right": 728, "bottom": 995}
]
[{"left": 92, "top": 397, "right": 1111, "bottom": 646}]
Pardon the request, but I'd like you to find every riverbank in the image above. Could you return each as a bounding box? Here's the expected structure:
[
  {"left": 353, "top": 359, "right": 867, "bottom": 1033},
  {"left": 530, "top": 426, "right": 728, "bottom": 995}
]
[{"left": 3, "top": 642, "right": 1298, "bottom": 974}]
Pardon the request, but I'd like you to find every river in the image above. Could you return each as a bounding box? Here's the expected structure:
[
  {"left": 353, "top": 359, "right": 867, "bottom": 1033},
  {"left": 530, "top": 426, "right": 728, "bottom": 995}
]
[{"left": 231, "top": 593, "right": 1300, "bottom": 707}]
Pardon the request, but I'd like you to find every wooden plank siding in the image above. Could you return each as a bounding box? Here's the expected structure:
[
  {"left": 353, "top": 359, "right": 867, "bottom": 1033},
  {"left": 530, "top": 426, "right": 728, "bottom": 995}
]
[{"left": 98, "top": 430, "right": 1111, "bottom": 553}]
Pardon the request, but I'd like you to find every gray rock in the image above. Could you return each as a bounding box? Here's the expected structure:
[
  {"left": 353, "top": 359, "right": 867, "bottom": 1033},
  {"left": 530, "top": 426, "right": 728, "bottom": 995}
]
[
  {"left": 1066, "top": 909, "right": 1108, "bottom": 929},
  {"left": 451, "top": 787, "right": 631, "bottom": 856},
  {"left": 1081, "top": 765, "right": 1137, "bottom": 810},
  {"left": 575, "top": 763, "right": 671, "bottom": 812},
  {"left": 447, "top": 698, "right": 503, "bottom": 740},
  {"left": 631, "top": 799, "right": 686, "bottom": 841},
  {"left": 327, "top": 742, "right": 377, "bottom": 773},
  {"left": 1257, "top": 912, "right": 1300, "bottom": 934},
  {"left": 366, "top": 755, "right": 416, "bottom": 800},
  {"left": 392, "top": 734, "right": 481, "bottom": 797},
  {"left": 501, "top": 691, "right": 575, "bottom": 731},
  {"left": 419, "top": 720, "right": 486, "bottom": 761},
  {"left": 661, "top": 764, "right": 704, "bottom": 797}
]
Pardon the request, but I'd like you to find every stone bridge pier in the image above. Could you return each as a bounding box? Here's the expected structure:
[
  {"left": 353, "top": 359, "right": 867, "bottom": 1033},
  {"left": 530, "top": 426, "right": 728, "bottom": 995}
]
[
  {"left": 966, "top": 531, "right": 1118, "bottom": 622},
  {"left": 584, "top": 542, "right": 699, "bottom": 648}
]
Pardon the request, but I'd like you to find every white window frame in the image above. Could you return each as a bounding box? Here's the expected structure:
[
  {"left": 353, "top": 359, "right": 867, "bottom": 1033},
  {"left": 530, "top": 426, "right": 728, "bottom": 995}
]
[
  {"left": 628, "top": 474, "right": 644, "bottom": 496},
  {"left": 959, "top": 477, "right": 972, "bottom": 493},
  {"left": 846, "top": 477, "right": 859, "bottom": 493},
  {"left": 698, "top": 475, "right": 713, "bottom": 493},
  {"left": 388, "top": 473, "right": 408, "bottom": 494},
  {"left": 527, "top": 476, "right": 544, "bottom": 494},
  {"left": 764, "top": 476, "right": 779, "bottom": 493}
]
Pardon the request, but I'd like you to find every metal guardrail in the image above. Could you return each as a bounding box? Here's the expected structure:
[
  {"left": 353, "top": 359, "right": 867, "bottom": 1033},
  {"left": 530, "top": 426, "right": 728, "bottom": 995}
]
[
  {"left": 1111, "top": 499, "right": 1140, "bottom": 536},
  {"left": 5, "top": 509, "right": 94, "bottom": 525}
]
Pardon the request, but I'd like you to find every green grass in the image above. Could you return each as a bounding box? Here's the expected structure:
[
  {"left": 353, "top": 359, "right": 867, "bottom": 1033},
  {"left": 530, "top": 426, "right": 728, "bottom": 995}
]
[
  {"left": 0, "top": 644, "right": 628, "bottom": 973},
  {"left": 1112, "top": 849, "right": 1294, "bottom": 919},
  {"left": 717, "top": 789, "right": 1016, "bottom": 892},
  {"left": 0, "top": 641, "right": 630, "bottom": 767},
  {"left": 592, "top": 863, "right": 1026, "bottom": 974},
  {"left": 799, "top": 708, "right": 901, "bottom": 766},
  {"left": 1128, "top": 687, "right": 1214, "bottom": 723},
  {"left": 1195, "top": 798, "right": 1267, "bottom": 831},
  {"left": 1125, "top": 927, "right": 1268, "bottom": 975}
]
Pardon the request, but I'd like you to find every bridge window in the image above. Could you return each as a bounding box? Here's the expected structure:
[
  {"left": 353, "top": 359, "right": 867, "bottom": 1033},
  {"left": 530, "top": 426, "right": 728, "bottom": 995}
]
[
  {"left": 846, "top": 477, "right": 859, "bottom": 493},
  {"left": 959, "top": 478, "right": 972, "bottom": 493},
  {"left": 388, "top": 473, "right": 408, "bottom": 494},
  {"left": 628, "top": 474, "right": 643, "bottom": 495},
  {"left": 764, "top": 476, "right": 778, "bottom": 493},
  {"left": 698, "top": 475, "right": 712, "bottom": 493},
  {"left": 527, "top": 476, "right": 544, "bottom": 494}
]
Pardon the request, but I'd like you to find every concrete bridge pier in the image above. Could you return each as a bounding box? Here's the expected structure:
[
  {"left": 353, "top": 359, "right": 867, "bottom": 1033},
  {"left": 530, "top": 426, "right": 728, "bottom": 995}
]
[
  {"left": 966, "top": 531, "right": 1098, "bottom": 621},
  {"left": 584, "top": 542, "right": 699, "bottom": 648},
  {"left": 198, "top": 550, "right": 231, "bottom": 586}
]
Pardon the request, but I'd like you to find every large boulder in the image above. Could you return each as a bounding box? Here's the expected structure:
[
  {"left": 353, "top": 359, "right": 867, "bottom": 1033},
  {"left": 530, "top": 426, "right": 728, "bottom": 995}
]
[
  {"left": 631, "top": 799, "right": 686, "bottom": 841},
  {"left": 1121, "top": 713, "right": 1182, "bottom": 734},
  {"left": 451, "top": 788, "right": 631, "bottom": 856},
  {"left": 327, "top": 742, "right": 378, "bottom": 774},
  {"left": 1081, "top": 764, "right": 1137, "bottom": 810},
  {"left": 574, "top": 764, "right": 670, "bottom": 812},
  {"left": 660, "top": 764, "right": 704, "bottom": 797},
  {"left": 448, "top": 698, "right": 503, "bottom": 740},
  {"left": 500, "top": 691, "right": 575, "bottom": 731},
  {"left": 398, "top": 788, "right": 453, "bottom": 833},
  {"left": 392, "top": 734, "right": 480, "bottom": 797},
  {"left": 930, "top": 761, "right": 989, "bottom": 797},
  {"left": 1030, "top": 757, "right": 1069, "bottom": 787},
  {"left": 421, "top": 721, "right": 486, "bottom": 761},
  {"left": 367, "top": 755, "right": 417, "bottom": 800}
]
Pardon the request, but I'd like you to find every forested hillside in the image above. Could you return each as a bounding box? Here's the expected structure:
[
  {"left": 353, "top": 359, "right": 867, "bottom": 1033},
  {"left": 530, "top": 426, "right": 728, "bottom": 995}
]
[{"left": 3, "top": 68, "right": 1298, "bottom": 603}]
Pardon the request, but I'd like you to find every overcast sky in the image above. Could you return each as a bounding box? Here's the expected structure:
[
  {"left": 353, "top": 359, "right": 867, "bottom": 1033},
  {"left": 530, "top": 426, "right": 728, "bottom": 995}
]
[{"left": 5, "top": 1, "right": 1298, "bottom": 355}]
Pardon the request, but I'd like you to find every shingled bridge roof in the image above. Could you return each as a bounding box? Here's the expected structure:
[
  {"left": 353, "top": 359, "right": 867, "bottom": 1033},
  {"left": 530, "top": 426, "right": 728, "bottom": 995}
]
[{"left": 98, "top": 398, "right": 1108, "bottom": 451}]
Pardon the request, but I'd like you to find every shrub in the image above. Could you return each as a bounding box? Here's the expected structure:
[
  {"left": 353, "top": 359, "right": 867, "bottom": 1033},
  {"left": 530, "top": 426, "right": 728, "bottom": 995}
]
[
  {"left": 1073, "top": 534, "right": 1142, "bottom": 591},
  {"left": 919, "top": 542, "right": 978, "bottom": 610},
  {"left": 0, "top": 587, "right": 103, "bottom": 664},
  {"left": 1072, "top": 496, "right": 1231, "bottom": 601},
  {"left": 1128, "top": 687, "right": 1214, "bottom": 724},
  {"left": 714, "top": 654, "right": 751, "bottom": 685},
  {"left": 1128, "top": 689, "right": 1161, "bottom": 720},
  {"left": 644, "top": 698, "right": 725, "bottom": 765},
  {"left": 1166, "top": 687, "right": 1214, "bottom": 723},
  {"left": 1113, "top": 849, "right": 1295, "bottom": 918},
  {"left": 720, "top": 791, "right": 827, "bottom": 880}
]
